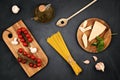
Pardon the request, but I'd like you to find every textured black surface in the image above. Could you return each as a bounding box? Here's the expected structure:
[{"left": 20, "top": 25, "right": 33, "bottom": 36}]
[{"left": 0, "top": 0, "right": 120, "bottom": 80}]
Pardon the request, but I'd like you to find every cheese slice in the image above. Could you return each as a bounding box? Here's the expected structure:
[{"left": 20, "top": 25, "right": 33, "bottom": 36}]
[
  {"left": 79, "top": 25, "right": 92, "bottom": 33},
  {"left": 79, "top": 27, "right": 86, "bottom": 32},
  {"left": 79, "top": 20, "right": 88, "bottom": 32},
  {"left": 82, "top": 33, "right": 88, "bottom": 48},
  {"left": 85, "top": 25, "right": 92, "bottom": 31},
  {"left": 88, "top": 21, "right": 106, "bottom": 42},
  {"left": 83, "top": 20, "right": 88, "bottom": 28}
]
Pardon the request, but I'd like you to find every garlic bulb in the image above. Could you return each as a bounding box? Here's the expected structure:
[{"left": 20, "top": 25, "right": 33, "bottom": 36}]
[
  {"left": 95, "top": 62, "right": 105, "bottom": 72},
  {"left": 12, "top": 5, "right": 20, "bottom": 14}
]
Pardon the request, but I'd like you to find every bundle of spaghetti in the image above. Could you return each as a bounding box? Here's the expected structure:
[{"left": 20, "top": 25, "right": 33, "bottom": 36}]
[{"left": 47, "top": 31, "right": 82, "bottom": 75}]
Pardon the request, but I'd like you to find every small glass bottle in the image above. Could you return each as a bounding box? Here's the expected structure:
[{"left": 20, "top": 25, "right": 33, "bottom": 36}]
[{"left": 33, "top": 4, "right": 54, "bottom": 23}]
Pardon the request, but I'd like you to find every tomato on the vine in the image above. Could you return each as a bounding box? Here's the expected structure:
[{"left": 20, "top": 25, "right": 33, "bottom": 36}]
[{"left": 18, "top": 48, "right": 23, "bottom": 53}]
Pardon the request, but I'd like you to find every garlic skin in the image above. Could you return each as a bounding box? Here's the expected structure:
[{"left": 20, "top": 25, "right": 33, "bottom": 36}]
[
  {"left": 83, "top": 60, "right": 90, "bottom": 64},
  {"left": 30, "top": 47, "right": 37, "bottom": 54},
  {"left": 92, "top": 56, "right": 98, "bottom": 62},
  {"left": 95, "top": 62, "right": 105, "bottom": 72},
  {"left": 12, "top": 5, "right": 20, "bottom": 14},
  {"left": 11, "top": 38, "right": 18, "bottom": 45}
]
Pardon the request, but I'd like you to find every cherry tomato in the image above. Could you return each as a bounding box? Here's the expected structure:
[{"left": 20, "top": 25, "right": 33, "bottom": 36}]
[
  {"left": 23, "top": 42, "right": 28, "bottom": 47},
  {"left": 21, "top": 59, "right": 27, "bottom": 64},
  {"left": 28, "top": 38, "right": 33, "bottom": 42},
  {"left": 30, "top": 55, "right": 36, "bottom": 60},
  {"left": 27, "top": 54, "right": 31, "bottom": 58},
  {"left": 33, "top": 64, "right": 37, "bottom": 68},
  {"left": 17, "top": 57, "right": 22, "bottom": 62},
  {"left": 18, "top": 34, "right": 23, "bottom": 39},
  {"left": 23, "top": 51, "right": 27, "bottom": 56},
  {"left": 20, "top": 38, "right": 25, "bottom": 42},
  {"left": 21, "top": 27, "right": 26, "bottom": 32},
  {"left": 18, "top": 48, "right": 24, "bottom": 53},
  {"left": 29, "top": 63, "right": 34, "bottom": 67},
  {"left": 24, "top": 30, "right": 28, "bottom": 34},
  {"left": 37, "top": 58, "right": 42, "bottom": 63},
  {"left": 17, "top": 29, "right": 22, "bottom": 34},
  {"left": 37, "top": 63, "right": 41, "bottom": 67},
  {"left": 26, "top": 34, "right": 31, "bottom": 38}
]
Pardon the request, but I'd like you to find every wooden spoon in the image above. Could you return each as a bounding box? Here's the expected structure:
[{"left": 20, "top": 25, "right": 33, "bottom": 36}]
[{"left": 56, "top": 0, "right": 97, "bottom": 27}]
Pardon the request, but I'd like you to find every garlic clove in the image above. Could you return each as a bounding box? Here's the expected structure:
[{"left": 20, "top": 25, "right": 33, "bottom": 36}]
[
  {"left": 30, "top": 47, "right": 37, "bottom": 54},
  {"left": 95, "top": 62, "right": 105, "bottom": 72},
  {"left": 11, "top": 38, "right": 18, "bottom": 45},
  {"left": 83, "top": 60, "right": 90, "bottom": 64},
  {"left": 92, "top": 56, "right": 98, "bottom": 62},
  {"left": 14, "top": 38, "right": 17, "bottom": 41}
]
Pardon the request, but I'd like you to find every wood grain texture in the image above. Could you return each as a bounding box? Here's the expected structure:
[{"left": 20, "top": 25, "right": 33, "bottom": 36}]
[
  {"left": 2, "top": 20, "right": 48, "bottom": 77},
  {"left": 77, "top": 18, "right": 112, "bottom": 53}
]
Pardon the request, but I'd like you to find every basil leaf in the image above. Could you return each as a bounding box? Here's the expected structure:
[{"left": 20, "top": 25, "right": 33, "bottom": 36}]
[
  {"left": 91, "top": 36, "right": 104, "bottom": 52},
  {"left": 97, "top": 38, "right": 104, "bottom": 52}
]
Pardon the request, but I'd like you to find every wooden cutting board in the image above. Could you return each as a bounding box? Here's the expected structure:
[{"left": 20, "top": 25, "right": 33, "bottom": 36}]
[
  {"left": 77, "top": 18, "right": 112, "bottom": 53},
  {"left": 2, "top": 20, "right": 48, "bottom": 77}
]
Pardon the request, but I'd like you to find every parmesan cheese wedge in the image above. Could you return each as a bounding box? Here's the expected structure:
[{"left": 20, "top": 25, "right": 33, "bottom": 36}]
[
  {"left": 88, "top": 21, "right": 106, "bottom": 42},
  {"left": 82, "top": 33, "right": 88, "bottom": 48}
]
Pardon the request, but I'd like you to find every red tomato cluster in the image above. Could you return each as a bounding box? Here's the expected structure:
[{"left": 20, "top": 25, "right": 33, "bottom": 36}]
[
  {"left": 17, "top": 48, "right": 42, "bottom": 68},
  {"left": 17, "top": 27, "right": 33, "bottom": 47}
]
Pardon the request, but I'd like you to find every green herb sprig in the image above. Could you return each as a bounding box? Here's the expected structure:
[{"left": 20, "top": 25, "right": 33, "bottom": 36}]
[{"left": 92, "top": 36, "right": 104, "bottom": 52}]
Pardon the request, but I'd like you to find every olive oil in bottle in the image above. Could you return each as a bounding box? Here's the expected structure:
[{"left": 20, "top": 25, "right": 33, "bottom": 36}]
[{"left": 33, "top": 4, "right": 54, "bottom": 23}]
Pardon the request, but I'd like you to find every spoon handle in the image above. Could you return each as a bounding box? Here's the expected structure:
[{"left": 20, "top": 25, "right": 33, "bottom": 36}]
[{"left": 67, "top": 0, "right": 97, "bottom": 20}]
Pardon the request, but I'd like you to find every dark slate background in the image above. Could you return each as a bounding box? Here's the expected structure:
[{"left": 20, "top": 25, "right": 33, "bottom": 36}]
[{"left": 0, "top": 0, "right": 120, "bottom": 80}]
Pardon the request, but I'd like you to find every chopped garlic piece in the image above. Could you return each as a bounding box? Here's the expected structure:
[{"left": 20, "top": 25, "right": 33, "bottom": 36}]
[
  {"left": 11, "top": 38, "right": 18, "bottom": 45},
  {"left": 92, "top": 56, "right": 98, "bottom": 62},
  {"left": 30, "top": 47, "right": 37, "bottom": 53},
  {"left": 95, "top": 62, "right": 105, "bottom": 72},
  {"left": 82, "top": 33, "right": 88, "bottom": 48},
  {"left": 83, "top": 60, "right": 90, "bottom": 64},
  {"left": 12, "top": 5, "right": 20, "bottom": 14}
]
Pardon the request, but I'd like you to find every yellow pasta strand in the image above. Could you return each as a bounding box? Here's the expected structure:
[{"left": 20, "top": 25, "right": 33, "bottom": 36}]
[{"left": 47, "top": 31, "right": 82, "bottom": 76}]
